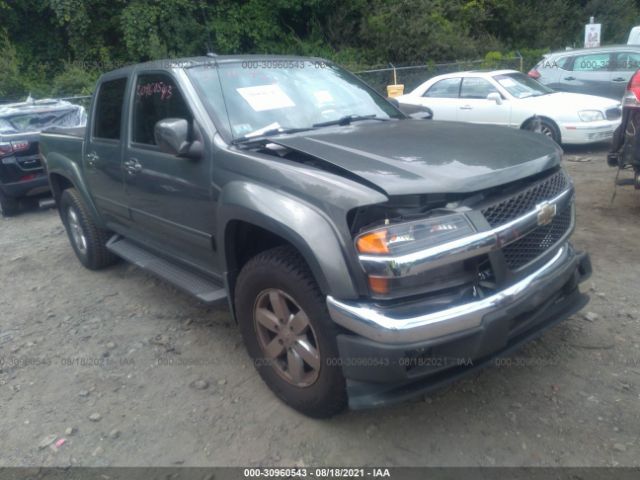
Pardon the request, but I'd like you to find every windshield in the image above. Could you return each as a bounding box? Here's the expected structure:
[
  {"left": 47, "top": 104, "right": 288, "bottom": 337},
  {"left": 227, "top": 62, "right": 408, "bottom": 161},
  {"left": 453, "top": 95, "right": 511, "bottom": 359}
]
[
  {"left": 188, "top": 60, "right": 402, "bottom": 141},
  {"left": 493, "top": 72, "right": 554, "bottom": 99},
  {"left": 0, "top": 107, "right": 86, "bottom": 134}
]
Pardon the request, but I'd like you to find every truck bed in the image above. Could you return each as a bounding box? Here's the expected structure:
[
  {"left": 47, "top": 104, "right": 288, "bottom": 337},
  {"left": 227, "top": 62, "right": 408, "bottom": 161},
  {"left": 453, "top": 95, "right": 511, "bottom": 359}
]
[
  {"left": 39, "top": 127, "right": 85, "bottom": 176},
  {"left": 43, "top": 125, "right": 86, "bottom": 138}
]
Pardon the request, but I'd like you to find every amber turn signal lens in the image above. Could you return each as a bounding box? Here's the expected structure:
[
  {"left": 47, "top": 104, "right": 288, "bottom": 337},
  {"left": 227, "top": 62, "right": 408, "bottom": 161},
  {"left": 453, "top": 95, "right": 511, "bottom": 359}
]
[
  {"left": 356, "top": 230, "right": 389, "bottom": 254},
  {"left": 368, "top": 276, "right": 389, "bottom": 294}
]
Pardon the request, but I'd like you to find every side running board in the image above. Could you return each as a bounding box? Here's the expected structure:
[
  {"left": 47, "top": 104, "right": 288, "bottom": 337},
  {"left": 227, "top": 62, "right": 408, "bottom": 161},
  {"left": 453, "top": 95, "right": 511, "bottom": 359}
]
[{"left": 106, "top": 237, "right": 227, "bottom": 304}]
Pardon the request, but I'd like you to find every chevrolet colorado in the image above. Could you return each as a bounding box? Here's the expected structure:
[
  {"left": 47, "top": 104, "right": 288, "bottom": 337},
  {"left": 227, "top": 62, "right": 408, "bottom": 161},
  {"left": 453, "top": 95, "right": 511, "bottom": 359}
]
[{"left": 40, "top": 56, "right": 592, "bottom": 417}]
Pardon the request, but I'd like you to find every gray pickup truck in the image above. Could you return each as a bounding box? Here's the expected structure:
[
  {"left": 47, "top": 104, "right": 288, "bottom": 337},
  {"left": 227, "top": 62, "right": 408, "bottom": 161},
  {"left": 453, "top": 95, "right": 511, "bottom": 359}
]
[{"left": 40, "top": 56, "right": 592, "bottom": 417}]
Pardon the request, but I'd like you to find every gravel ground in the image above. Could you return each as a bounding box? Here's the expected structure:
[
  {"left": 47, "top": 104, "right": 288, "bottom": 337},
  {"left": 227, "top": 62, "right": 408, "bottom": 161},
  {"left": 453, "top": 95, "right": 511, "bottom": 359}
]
[{"left": 0, "top": 143, "right": 639, "bottom": 467}]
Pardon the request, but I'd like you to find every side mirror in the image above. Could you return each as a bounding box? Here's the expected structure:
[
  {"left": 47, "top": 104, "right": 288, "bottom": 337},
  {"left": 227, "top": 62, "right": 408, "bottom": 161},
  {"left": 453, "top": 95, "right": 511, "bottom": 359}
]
[
  {"left": 409, "top": 110, "right": 433, "bottom": 120},
  {"left": 397, "top": 102, "right": 433, "bottom": 119},
  {"left": 387, "top": 97, "right": 401, "bottom": 109},
  {"left": 154, "top": 118, "right": 191, "bottom": 156},
  {"left": 487, "top": 92, "right": 503, "bottom": 105}
]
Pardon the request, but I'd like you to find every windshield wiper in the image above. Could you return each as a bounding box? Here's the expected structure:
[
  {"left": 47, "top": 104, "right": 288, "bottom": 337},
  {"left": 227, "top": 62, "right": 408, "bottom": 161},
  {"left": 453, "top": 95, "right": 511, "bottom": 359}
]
[
  {"left": 231, "top": 127, "right": 315, "bottom": 145},
  {"left": 312, "top": 114, "right": 388, "bottom": 128}
]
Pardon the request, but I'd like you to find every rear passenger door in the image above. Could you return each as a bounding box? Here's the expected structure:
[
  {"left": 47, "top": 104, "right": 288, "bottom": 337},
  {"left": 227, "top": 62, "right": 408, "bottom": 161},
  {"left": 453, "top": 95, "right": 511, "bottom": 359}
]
[
  {"left": 85, "top": 76, "right": 128, "bottom": 226},
  {"left": 563, "top": 51, "right": 613, "bottom": 97},
  {"left": 123, "top": 71, "right": 218, "bottom": 273}
]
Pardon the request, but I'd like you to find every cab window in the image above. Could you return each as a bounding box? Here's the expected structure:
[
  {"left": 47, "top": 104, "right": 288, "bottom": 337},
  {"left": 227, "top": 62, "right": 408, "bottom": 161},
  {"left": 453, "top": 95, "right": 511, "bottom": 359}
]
[
  {"left": 614, "top": 52, "right": 640, "bottom": 71},
  {"left": 570, "top": 53, "right": 611, "bottom": 72},
  {"left": 423, "top": 78, "right": 461, "bottom": 98},
  {"left": 460, "top": 77, "right": 500, "bottom": 99},
  {"left": 131, "top": 73, "right": 192, "bottom": 146},
  {"left": 93, "top": 78, "right": 127, "bottom": 140}
]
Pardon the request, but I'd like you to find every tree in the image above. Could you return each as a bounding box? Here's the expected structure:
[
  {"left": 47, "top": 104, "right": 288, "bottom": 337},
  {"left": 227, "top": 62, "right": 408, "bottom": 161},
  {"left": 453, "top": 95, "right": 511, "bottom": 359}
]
[{"left": 0, "top": 34, "right": 25, "bottom": 100}]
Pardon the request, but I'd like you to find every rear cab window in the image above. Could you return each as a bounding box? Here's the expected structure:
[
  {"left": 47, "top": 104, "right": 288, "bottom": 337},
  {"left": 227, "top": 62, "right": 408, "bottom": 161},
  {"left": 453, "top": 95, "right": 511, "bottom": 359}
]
[
  {"left": 93, "top": 78, "right": 127, "bottom": 141},
  {"left": 131, "top": 73, "right": 193, "bottom": 147}
]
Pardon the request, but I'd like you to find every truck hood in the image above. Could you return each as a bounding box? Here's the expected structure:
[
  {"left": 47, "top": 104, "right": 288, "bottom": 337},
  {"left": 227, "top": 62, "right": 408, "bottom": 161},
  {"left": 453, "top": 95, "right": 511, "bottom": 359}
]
[{"left": 270, "top": 120, "right": 561, "bottom": 196}]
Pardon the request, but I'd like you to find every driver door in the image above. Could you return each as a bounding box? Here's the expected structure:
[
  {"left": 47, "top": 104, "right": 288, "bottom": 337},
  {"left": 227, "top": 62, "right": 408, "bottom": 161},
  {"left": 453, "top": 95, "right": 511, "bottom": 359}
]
[
  {"left": 456, "top": 77, "right": 511, "bottom": 127},
  {"left": 123, "top": 71, "right": 218, "bottom": 272}
]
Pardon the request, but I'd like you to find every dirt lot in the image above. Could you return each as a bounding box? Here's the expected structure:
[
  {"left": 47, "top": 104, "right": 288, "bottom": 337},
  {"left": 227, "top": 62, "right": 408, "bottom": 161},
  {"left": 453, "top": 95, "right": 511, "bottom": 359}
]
[{"left": 1, "top": 143, "right": 639, "bottom": 467}]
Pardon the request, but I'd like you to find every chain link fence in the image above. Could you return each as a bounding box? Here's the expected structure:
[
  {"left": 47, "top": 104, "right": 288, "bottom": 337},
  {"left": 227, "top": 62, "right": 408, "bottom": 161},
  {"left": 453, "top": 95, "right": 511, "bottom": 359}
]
[{"left": 354, "top": 56, "right": 524, "bottom": 96}]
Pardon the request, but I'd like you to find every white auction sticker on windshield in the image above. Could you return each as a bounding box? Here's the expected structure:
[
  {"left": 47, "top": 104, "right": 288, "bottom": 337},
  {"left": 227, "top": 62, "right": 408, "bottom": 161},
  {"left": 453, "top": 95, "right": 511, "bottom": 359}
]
[
  {"left": 237, "top": 84, "right": 295, "bottom": 112},
  {"left": 313, "top": 90, "right": 334, "bottom": 104}
]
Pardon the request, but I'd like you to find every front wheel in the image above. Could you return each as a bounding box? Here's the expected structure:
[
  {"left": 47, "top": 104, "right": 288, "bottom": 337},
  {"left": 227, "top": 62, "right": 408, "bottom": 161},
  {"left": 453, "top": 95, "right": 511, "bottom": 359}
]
[
  {"left": 235, "top": 246, "right": 347, "bottom": 418},
  {"left": 539, "top": 119, "right": 561, "bottom": 144},
  {"left": 59, "top": 188, "right": 117, "bottom": 270}
]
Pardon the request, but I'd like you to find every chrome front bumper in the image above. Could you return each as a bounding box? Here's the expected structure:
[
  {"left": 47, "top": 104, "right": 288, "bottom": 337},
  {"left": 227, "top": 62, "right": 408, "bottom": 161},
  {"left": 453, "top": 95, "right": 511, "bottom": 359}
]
[{"left": 327, "top": 244, "right": 591, "bottom": 345}]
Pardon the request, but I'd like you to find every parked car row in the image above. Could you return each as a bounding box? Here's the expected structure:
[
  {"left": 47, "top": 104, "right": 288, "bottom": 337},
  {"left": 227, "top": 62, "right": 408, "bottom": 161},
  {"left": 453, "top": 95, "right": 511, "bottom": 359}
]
[
  {"left": 396, "top": 70, "right": 621, "bottom": 145},
  {"left": 0, "top": 98, "right": 86, "bottom": 216},
  {"left": 530, "top": 45, "right": 640, "bottom": 100}
]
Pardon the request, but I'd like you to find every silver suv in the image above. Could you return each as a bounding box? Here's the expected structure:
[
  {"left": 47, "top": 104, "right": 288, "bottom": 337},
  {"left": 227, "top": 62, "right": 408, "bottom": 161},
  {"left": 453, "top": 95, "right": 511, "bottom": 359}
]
[{"left": 529, "top": 45, "right": 640, "bottom": 99}]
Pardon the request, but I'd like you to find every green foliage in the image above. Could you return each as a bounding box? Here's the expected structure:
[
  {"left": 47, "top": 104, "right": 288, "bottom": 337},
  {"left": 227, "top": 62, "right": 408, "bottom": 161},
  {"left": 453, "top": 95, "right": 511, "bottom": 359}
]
[
  {"left": 482, "top": 51, "right": 504, "bottom": 69},
  {"left": 0, "top": 34, "right": 25, "bottom": 99},
  {"left": 51, "top": 63, "right": 99, "bottom": 97},
  {"left": 2, "top": 0, "right": 640, "bottom": 100}
]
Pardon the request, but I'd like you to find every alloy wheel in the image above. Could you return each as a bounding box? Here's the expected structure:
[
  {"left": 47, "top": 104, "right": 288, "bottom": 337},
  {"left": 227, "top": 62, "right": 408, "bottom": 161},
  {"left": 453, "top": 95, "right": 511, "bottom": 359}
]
[
  {"left": 253, "top": 288, "right": 321, "bottom": 387},
  {"left": 67, "top": 207, "right": 88, "bottom": 255}
]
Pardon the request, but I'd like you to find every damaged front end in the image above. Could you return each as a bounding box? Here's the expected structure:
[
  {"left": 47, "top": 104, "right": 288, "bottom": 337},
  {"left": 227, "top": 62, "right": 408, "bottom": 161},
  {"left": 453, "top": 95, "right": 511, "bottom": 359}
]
[{"left": 327, "top": 167, "right": 591, "bottom": 409}]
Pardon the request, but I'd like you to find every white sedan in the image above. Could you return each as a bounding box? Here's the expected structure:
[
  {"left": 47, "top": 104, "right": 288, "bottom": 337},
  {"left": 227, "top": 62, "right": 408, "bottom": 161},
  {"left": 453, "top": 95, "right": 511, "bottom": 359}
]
[{"left": 397, "top": 70, "right": 621, "bottom": 144}]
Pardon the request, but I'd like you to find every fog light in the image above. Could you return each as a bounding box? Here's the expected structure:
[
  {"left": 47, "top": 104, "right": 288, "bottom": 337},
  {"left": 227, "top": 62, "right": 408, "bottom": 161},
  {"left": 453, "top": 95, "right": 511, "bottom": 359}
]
[{"left": 368, "top": 276, "right": 389, "bottom": 295}]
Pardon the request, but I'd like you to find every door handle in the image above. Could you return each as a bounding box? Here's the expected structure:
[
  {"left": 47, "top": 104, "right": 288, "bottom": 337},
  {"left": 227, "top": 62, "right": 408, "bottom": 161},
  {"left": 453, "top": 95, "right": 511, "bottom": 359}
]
[
  {"left": 460, "top": 105, "right": 473, "bottom": 110},
  {"left": 564, "top": 76, "right": 576, "bottom": 81},
  {"left": 612, "top": 77, "right": 627, "bottom": 82},
  {"left": 86, "top": 151, "right": 99, "bottom": 168},
  {"left": 124, "top": 158, "right": 142, "bottom": 175}
]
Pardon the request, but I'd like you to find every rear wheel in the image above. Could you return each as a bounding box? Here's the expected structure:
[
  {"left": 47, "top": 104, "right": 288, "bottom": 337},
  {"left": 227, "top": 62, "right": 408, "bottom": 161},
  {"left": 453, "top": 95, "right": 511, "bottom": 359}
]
[
  {"left": 0, "top": 190, "right": 20, "bottom": 217},
  {"left": 60, "top": 188, "right": 117, "bottom": 270},
  {"left": 235, "top": 245, "right": 347, "bottom": 418}
]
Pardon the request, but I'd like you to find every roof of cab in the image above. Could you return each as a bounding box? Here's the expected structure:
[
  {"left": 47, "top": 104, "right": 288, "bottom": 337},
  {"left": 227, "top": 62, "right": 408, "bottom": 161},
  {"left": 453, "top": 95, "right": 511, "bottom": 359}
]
[{"left": 101, "top": 54, "right": 326, "bottom": 79}]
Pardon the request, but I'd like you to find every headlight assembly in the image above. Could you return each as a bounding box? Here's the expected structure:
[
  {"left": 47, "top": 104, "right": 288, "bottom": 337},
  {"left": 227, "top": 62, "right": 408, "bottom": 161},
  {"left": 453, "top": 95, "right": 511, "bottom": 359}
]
[
  {"left": 355, "top": 214, "right": 480, "bottom": 298},
  {"left": 578, "top": 110, "right": 605, "bottom": 122},
  {"left": 356, "top": 214, "right": 475, "bottom": 256}
]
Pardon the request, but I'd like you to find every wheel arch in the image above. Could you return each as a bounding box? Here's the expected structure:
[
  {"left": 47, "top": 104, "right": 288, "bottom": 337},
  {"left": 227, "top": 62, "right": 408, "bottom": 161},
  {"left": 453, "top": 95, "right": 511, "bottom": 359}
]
[
  {"left": 218, "top": 182, "right": 361, "bottom": 312},
  {"left": 46, "top": 167, "right": 105, "bottom": 227},
  {"left": 521, "top": 115, "right": 561, "bottom": 143},
  {"left": 48, "top": 172, "right": 75, "bottom": 203}
]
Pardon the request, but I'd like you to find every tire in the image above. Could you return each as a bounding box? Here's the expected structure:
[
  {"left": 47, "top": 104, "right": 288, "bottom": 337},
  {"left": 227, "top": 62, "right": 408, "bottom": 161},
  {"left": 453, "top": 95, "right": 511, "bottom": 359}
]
[
  {"left": 59, "top": 188, "right": 117, "bottom": 270},
  {"left": 539, "top": 118, "right": 561, "bottom": 144},
  {"left": 235, "top": 245, "right": 348, "bottom": 418},
  {"left": 0, "top": 190, "right": 20, "bottom": 217}
]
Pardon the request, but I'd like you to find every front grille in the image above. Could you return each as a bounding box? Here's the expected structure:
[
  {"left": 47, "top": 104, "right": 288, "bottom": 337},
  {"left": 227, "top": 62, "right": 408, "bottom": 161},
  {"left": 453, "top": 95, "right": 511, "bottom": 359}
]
[
  {"left": 502, "top": 205, "right": 572, "bottom": 270},
  {"left": 482, "top": 170, "right": 568, "bottom": 228},
  {"left": 606, "top": 107, "right": 622, "bottom": 121}
]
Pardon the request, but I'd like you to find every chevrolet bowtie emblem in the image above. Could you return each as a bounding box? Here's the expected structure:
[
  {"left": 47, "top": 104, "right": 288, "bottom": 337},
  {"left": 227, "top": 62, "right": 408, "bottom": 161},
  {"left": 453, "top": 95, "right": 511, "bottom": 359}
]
[{"left": 536, "top": 201, "right": 557, "bottom": 226}]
